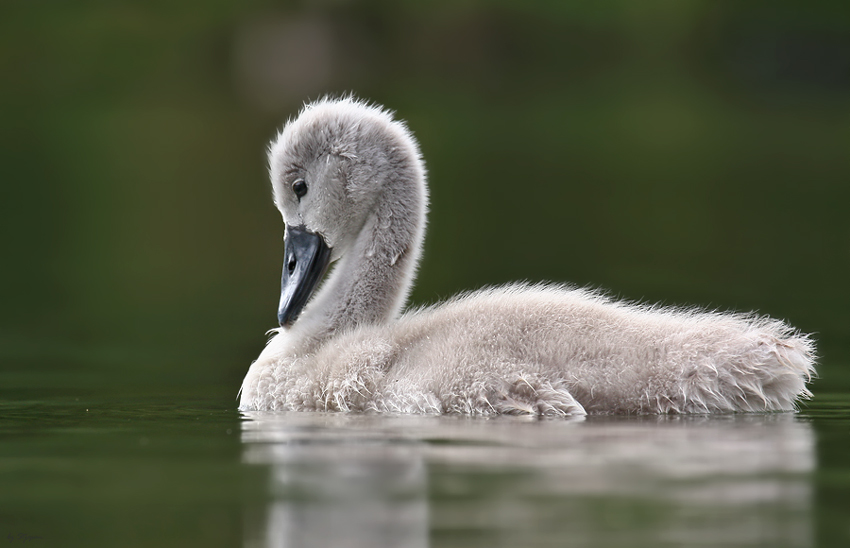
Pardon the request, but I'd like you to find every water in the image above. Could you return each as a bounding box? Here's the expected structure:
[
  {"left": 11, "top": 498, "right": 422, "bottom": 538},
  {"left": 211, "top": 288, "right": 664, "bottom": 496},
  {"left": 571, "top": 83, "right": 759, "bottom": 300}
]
[{"left": 2, "top": 366, "right": 849, "bottom": 548}]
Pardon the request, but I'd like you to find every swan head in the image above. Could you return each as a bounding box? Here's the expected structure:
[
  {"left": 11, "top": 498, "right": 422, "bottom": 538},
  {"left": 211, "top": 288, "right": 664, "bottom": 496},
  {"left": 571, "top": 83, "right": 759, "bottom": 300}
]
[{"left": 267, "top": 96, "right": 426, "bottom": 327}]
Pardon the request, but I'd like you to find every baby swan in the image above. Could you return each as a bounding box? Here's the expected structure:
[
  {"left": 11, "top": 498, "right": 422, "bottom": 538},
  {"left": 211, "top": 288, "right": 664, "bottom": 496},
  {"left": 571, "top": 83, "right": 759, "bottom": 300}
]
[{"left": 239, "top": 97, "right": 815, "bottom": 416}]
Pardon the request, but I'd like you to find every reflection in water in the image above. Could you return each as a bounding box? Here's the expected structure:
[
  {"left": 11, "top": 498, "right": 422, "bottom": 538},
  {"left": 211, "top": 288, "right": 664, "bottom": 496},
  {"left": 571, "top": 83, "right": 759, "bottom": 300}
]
[
  {"left": 241, "top": 413, "right": 813, "bottom": 548},
  {"left": 242, "top": 425, "right": 427, "bottom": 548}
]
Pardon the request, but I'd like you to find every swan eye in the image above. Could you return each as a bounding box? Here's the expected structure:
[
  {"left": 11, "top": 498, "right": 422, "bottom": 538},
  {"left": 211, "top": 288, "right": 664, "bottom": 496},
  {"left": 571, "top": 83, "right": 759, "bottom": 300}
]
[{"left": 292, "top": 179, "right": 308, "bottom": 199}]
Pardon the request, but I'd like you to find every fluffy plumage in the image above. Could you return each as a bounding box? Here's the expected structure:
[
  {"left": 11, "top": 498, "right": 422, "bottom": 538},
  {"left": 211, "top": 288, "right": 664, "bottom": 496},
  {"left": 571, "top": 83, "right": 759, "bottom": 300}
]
[{"left": 239, "top": 96, "right": 815, "bottom": 415}]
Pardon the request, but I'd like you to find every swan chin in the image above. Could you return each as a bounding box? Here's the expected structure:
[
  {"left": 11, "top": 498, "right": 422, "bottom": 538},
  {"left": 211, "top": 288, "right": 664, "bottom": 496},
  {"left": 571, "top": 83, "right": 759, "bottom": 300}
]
[{"left": 238, "top": 96, "right": 816, "bottom": 416}]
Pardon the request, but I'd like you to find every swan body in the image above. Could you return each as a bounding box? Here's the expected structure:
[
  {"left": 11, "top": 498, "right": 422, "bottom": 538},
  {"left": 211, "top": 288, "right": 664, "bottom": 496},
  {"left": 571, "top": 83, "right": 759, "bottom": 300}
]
[{"left": 239, "top": 97, "right": 815, "bottom": 415}]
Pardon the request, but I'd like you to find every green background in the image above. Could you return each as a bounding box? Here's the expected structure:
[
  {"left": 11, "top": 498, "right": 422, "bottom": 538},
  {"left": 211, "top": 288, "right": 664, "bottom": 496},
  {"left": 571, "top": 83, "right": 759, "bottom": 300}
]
[{"left": 2, "top": 0, "right": 848, "bottom": 395}]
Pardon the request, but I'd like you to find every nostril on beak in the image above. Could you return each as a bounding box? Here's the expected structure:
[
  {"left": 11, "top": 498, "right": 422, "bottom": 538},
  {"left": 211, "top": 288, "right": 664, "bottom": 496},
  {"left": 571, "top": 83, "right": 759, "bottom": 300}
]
[{"left": 287, "top": 257, "right": 297, "bottom": 274}]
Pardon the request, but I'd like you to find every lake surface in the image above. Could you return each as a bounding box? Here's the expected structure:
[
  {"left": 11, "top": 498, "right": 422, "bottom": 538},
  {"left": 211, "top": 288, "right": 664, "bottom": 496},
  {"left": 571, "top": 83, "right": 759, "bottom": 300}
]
[{"left": 2, "top": 367, "right": 849, "bottom": 548}]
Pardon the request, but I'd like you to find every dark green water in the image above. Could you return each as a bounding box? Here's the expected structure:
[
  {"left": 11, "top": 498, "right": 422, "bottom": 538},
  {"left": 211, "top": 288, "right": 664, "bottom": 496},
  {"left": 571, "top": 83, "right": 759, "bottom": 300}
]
[{"left": 3, "top": 362, "right": 849, "bottom": 548}]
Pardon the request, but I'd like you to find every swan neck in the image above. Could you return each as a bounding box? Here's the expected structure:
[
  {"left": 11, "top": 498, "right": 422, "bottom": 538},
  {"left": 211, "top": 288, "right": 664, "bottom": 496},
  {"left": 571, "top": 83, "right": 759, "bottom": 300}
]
[{"left": 293, "top": 191, "right": 425, "bottom": 347}]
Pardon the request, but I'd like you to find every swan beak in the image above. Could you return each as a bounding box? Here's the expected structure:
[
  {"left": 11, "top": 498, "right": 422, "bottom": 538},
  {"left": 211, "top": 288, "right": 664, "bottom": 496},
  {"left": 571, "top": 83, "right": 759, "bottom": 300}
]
[{"left": 278, "top": 225, "right": 332, "bottom": 328}]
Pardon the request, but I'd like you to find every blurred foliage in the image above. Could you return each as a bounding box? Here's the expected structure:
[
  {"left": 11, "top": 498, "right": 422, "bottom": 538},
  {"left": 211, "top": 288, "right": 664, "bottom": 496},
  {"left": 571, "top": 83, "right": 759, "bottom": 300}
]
[{"left": 1, "top": 0, "right": 848, "bottom": 390}]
